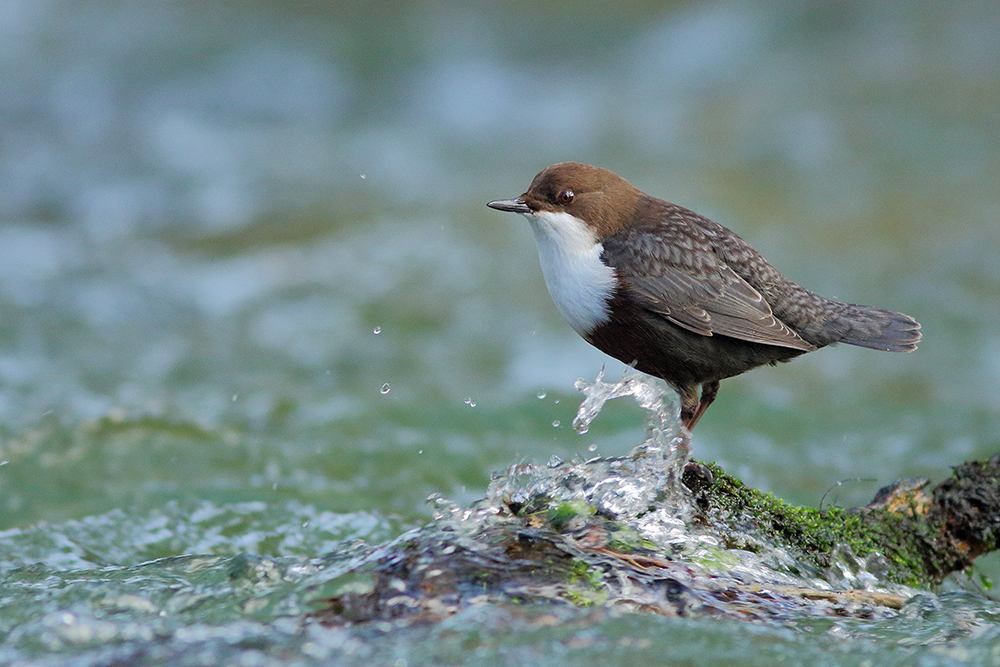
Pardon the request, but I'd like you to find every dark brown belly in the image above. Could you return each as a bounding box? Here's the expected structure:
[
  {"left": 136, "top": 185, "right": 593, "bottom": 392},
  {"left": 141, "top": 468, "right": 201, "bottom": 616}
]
[{"left": 584, "top": 301, "right": 810, "bottom": 390}]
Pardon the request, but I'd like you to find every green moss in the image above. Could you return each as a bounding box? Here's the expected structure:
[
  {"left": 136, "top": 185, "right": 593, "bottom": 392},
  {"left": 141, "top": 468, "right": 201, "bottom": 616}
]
[
  {"left": 547, "top": 500, "right": 595, "bottom": 530},
  {"left": 690, "top": 547, "right": 742, "bottom": 571},
  {"left": 704, "top": 462, "right": 935, "bottom": 586}
]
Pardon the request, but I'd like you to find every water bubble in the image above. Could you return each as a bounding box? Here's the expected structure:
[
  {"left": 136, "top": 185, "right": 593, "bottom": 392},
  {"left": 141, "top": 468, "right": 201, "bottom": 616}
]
[
  {"left": 547, "top": 455, "right": 563, "bottom": 468},
  {"left": 587, "top": 444, "right": 598, "bottom": 452},
  {"left": 551, "top": 420, "right": 560, "bottom": 427},
  {"left": 380, "top": 383, "right": 390, "bottom": 394},
  {"left": 553, "top": 399, "right": 559, "bottom": 404},
  {"left": 537, "top": 391, "right": 547, "bottom": 400},
  {"left": 464, "top": 397, "right": 477, "bottom": 407},
  {"left": 360, "top": 173, "right": 367, "bottom": 179},
  {"left": 232, "top": 394, "right": 238, "bottom": 402},
  {"left": 373, "top": 326, "right": 381, "bottom": 334}
]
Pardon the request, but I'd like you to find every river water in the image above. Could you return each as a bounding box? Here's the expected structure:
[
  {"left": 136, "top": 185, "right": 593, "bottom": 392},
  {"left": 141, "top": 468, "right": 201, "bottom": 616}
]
[{"left": 1, "top": 1, "right": 999, "bottom": 665}]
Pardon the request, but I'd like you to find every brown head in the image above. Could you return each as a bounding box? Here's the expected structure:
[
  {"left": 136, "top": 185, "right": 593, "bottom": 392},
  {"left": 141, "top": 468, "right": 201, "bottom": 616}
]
[{"left": 488, "top": 162, "right": 647, "bottom": 240}]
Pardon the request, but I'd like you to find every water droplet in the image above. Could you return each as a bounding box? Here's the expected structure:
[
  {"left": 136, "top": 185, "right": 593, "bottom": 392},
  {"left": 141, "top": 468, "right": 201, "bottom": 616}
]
[
  {"left": 373, "top": 326, "right": 381, "bottom": 334},
  {"left": 537, "top": 391, "right": 547, "bottom": 400},
  {"left": 232, "top": 394, "right": 238, "bottom": 402},
  {"left": 551, "top": 420, "right": 560, "bottom": 428},
  {"left": 553, "top": 399, "right": 559, "bottom": 404},
  {"left": 587, "top": 444, "right": 597, "bottom": 452},
  {"left": 547, "top": 455, "right": 563, "bottom": 468},
  {"left": 360, "top": 173, "right": 367, "bottom": 179},
  {"left": 574, "top": 422, "right": 590, "bottom": 434},
  {"left": 380, "top": 383, "right": 390, "bottom": 394},
  {"left": 464, "top": 397, "right": 477, "bottom": 407}
]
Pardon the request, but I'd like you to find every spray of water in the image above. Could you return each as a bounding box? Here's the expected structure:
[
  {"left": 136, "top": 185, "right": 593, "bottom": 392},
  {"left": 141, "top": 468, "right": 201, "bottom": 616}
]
[{"left": 487, "top": 368, "right": 691, "bottom": 526}]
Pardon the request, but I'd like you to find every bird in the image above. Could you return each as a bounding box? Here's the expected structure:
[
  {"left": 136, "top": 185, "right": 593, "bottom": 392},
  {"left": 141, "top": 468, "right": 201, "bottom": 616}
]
[{"left": 487, "top": 162, "right": 920, "bottom": 430}]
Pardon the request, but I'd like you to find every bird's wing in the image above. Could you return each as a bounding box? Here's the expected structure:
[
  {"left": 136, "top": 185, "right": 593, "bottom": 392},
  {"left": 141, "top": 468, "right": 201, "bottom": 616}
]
[{"left": 602, "top": 227, "right": 816, "bottom": 352}]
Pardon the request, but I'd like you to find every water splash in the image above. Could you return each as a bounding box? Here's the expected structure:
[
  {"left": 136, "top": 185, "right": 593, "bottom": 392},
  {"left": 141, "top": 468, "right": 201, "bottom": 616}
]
[
  {"left": 572, "top": 366, "right": 677, "bottom": 436},
  {"left": 312, "top": 368, "right": 933, "bottom": 631},
  {"left": 486, "top": 368, "right": 692, "bottom": 526}
]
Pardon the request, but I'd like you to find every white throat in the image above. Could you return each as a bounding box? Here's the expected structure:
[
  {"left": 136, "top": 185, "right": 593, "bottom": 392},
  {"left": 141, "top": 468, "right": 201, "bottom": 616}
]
[{"left": 522, "top": 210, "right": 616, "bottom": 335}]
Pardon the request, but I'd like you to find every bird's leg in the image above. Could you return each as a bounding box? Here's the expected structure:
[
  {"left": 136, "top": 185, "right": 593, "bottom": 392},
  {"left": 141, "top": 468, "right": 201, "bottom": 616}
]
[
  {"left": 678, "top": 385, "right": 700, "bottom": 429},
  {"left": 683, "top": 381, "right": 720, "bottom": 430}
]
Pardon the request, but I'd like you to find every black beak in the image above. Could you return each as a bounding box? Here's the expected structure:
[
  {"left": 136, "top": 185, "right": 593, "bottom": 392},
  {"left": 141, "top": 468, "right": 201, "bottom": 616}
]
[{"left": 487, "top": 198, "right": 531, "bottom": 214}]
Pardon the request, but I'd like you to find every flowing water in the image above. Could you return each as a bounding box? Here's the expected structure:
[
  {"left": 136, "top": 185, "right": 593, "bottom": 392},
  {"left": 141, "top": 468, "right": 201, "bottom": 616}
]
[
  {"left": 1, "top": 0, "right": 1000, "bottom": 664},
  {"left": 3, "top": 376, "right": 1000, "bottom": 666}
]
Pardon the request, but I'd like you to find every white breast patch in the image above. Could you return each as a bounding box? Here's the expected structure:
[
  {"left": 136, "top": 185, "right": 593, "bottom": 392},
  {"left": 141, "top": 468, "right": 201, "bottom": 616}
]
[{"left": 522, "top": 210, "right": 617, "bottom": 335}]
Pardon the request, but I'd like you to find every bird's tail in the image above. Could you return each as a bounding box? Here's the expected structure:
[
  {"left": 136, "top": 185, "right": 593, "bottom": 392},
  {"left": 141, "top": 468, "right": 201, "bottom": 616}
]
[{"left": 825, "top": 303, "right": 921, "bottom": 352}]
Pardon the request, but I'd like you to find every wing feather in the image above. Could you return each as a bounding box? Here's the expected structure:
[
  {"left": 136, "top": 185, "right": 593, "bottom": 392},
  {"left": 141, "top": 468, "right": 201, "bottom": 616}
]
[{"left": 603, "top": 228, "right": 816, "bottom": 352}]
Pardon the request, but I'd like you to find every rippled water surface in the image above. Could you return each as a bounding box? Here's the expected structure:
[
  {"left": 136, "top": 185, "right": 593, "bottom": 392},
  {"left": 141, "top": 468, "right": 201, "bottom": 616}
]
[{"left": 1, "top": 0, "right": 1000, "bottom": 664}]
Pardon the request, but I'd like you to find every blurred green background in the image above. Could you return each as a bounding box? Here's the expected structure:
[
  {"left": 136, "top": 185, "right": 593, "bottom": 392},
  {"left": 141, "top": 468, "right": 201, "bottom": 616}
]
[{"left": 0, "top": 0, "right": 997, "bottom": 535}]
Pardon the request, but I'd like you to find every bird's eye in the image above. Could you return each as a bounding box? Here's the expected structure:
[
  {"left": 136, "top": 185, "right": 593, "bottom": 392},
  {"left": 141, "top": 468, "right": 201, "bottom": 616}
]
[{"left": 558, "top": 190, "right": 574, "bottom": 204}]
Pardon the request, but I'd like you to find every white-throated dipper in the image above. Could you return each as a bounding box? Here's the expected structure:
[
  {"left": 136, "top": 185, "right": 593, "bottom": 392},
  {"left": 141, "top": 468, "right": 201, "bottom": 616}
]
[{"left": 487, "top": 162, "right": 921, "bottom": 429}]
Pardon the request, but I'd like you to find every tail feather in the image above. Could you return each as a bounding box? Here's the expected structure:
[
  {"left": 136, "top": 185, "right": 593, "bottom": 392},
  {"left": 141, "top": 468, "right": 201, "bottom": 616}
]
[{"left": 834, "top": 305, "right": 921, "bottom": 352}]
